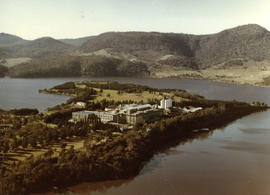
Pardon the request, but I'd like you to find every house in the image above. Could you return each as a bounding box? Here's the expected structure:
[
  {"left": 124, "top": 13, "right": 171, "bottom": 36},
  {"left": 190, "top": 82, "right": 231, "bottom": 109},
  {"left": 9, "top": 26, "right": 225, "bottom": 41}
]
[{"left": 76, "top": 102, "right": 86, "bottom": 108}]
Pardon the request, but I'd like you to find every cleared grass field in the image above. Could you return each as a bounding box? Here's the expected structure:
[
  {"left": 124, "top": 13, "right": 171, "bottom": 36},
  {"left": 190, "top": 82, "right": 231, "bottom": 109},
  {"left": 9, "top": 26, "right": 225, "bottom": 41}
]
[
  {"left": 56, "top": 82, "right": 187, "bottom": 104},
  {"left": 93, "top": 89, "right": 185, "bottom": 103}
]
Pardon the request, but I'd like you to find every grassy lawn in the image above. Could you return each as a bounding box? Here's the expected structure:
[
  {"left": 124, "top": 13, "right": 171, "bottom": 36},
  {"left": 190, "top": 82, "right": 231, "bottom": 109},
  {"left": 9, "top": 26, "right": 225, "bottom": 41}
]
[{"left": 94, "top": 89, "right": 185, "bottom": 103}]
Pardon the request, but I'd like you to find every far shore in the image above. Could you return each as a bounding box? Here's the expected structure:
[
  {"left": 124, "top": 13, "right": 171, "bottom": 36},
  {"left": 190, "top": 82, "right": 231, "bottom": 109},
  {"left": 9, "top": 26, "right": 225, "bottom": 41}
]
[{"left": 2, "top": 74, "right": 270, "bottom": 89}]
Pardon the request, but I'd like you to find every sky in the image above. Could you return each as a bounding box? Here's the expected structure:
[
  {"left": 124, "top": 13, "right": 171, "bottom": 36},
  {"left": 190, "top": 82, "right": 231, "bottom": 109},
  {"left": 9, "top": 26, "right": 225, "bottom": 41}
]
[{"left": 1, "top": 0, "right": 270, "bottom": 40}]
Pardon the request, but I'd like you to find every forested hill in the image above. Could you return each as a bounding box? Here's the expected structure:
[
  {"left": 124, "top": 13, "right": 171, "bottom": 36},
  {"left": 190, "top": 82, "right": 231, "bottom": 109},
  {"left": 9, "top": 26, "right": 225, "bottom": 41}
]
[
  {"left": 0, "top": 37, "right": 74, "bottom": 58},
  {"left": 2, "top": 24, "right": 270, "bottom": 84},
  {"left": 0, "top": 33, "right": 28, "bottom": 47},
  {"left": 58, "top": 36, "right": 95, "bottom": 46},
  {"left": 79, "top": 24, "right": 270, "bottom": 69},
  {"left": 8, "top": 55, "right": 149, "bottom": 78}
]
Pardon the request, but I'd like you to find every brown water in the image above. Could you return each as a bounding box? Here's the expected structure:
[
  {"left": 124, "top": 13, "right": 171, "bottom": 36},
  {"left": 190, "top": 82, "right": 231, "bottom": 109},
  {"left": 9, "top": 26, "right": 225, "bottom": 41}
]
[
  {"left": 1, "top": 77, "right": 270, "bottom": 194},
  {"left": 56, "top": 110, "right": 269, "bottom": 195}
]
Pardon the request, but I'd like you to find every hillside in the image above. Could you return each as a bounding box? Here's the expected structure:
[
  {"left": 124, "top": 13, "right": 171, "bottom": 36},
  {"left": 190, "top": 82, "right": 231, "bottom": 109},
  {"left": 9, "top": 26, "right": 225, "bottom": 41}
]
[
  {"left": 6, "top": 37, "right": 74, "bottom": 58},
  {"left": 5, "top": 24, "right": 270, "bottom": 86},
  {"left": 79, "top": 24, "right": 270, "bottom": 68},
  {"left": 8, "top": 55, "right": 149, "bottom": 77},
  {"left": 195, "top": 24, "right": 270, "bottom": 66},
  {"left": 0, "top": 33, "right": 28, "bottom": 47},
  {"left": 0, "top": 64, "right": 8, "bottom": 77},
  {"left": 59, "top": 36, "right": 95, "bottom": 46}
]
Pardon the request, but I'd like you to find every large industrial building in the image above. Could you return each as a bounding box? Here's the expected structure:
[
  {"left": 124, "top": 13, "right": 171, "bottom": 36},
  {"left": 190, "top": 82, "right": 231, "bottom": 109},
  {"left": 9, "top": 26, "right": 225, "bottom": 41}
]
[
  {"left": 72, "top": 111, "right": 116, "bottom": 123},
  {"left": 72, "top": 98, "right": 172, "bottom": 124},
  {"left": 120, "top": 104, "right": 162, "bottom": 124}
]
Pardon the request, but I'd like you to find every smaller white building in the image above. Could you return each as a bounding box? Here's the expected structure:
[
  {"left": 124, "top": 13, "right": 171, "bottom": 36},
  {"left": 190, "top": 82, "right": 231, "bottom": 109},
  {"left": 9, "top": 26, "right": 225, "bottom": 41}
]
[
  {"left": 183, "top": 106, "right": 202, "bottom": 113},
  {"left": 159, "top": 98, "right": 172, "bottom": 109},
  {"left": 76, "top": 102, "right": 86, "bottom": 108}
]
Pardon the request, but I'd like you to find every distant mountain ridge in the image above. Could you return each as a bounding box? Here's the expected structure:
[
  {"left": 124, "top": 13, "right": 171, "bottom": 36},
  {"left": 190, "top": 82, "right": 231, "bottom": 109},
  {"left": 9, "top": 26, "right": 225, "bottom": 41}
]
[
  {"left": 0, "top": 34, "right": 94, "bottom": 58},
  {"left": 0, "top": 36, "right": 73, "bottom": 58},
  {"left": 0, "top": 33, "right": 28, "bottom": 47},
  {"left": 59, "top": 36, "right": 95, "bottom": 46},
  {"left": 2, "top": 24, "right": 270, "bottom": 87},
  {"left": 79, "top": 24, "right": 270, "bottom": 68}
]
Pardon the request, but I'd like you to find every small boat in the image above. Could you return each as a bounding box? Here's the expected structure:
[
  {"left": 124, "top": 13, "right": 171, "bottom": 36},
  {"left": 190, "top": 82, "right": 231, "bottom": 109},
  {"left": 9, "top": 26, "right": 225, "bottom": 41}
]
[
  {"left": 192, "top": 129, "right": 200, "bottom": 133},
  {"left": 200, "top": 128, "right": 209, "bottom": 131},
  {"left": 193, "top": 128, "right": 209, "bottom": 133}
]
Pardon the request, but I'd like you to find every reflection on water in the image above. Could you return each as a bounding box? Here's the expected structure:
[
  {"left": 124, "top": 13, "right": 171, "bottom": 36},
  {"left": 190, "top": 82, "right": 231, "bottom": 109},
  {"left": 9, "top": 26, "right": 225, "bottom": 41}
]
[
  {"left": 61, "top": 111, "right": 270, "bottom": 195},
  {"left": 66, "top": 101, "right": 270, "bottom": 194},
  {"left": 49, "top": 179, "right": 133, "bottom": 195}
]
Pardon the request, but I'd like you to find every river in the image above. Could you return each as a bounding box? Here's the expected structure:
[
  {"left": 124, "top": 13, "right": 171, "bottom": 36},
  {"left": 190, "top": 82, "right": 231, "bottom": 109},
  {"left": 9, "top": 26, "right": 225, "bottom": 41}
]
[{"left": 1, "top": 77, "right": 270, "bottom": 194}]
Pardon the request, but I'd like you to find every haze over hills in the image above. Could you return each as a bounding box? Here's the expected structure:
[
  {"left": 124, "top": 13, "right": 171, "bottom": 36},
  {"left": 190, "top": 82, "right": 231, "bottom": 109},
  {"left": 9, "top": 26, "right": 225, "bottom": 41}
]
[
  {"left": 59, "top": 36, "right": 95, "bottom": 47},
  {"left": 0, "top": 35, "right": 74, "bottom": 58},
  {"left": 2, "top": 24, "right": 270, "bottom": 86},
  {"left": 0, "top": 33, "right": 94, "bottom": 58},
  {"left": 9, "top": 37, "right": 74, "bottom": 58},
  {"left": 0, "top": 33, "right": 28, "bottom": 47}
]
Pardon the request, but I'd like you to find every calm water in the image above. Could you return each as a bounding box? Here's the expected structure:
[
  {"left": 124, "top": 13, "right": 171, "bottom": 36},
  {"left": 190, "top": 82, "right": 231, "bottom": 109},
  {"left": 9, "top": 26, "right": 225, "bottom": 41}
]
[
  {"left": 1, "top": 77, "right": 270, "bottom": 194},
  {"left": 64, "top": 111, "right": 270, "bottom": 195},
  {"left": 1, "top": 77, "right": 270, "bottom": 111}
]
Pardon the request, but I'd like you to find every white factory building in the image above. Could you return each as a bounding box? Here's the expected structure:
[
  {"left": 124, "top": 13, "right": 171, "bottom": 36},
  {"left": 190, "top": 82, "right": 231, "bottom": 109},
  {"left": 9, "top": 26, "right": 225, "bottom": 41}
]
[
  {"left": 159, "top": 98, "right": 172, "bottom": 109},
  {"left": 72, "top": 98, "right": 173, "bottom": 124}
]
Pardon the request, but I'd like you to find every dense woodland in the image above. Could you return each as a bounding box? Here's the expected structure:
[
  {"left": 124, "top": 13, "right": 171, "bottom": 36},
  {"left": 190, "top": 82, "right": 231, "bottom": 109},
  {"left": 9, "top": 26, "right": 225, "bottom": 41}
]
[
  {"left": 2, "top": 24, "right": 270, "bottom": 79},
  {"left": 0, "top": 103, "right": 266, "bottom": 194},
  {"left": 0, "top": 64, "right": 8, "bottom": 77},
  {"left": 7, "top": 55, "right": 149, "bottom": 78}
]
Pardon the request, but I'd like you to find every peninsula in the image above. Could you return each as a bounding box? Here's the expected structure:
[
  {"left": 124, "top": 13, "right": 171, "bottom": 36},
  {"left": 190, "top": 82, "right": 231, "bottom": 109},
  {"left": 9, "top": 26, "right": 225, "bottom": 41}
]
[{"left": 0, "top": 81, "right": 268, "bottom": 194}]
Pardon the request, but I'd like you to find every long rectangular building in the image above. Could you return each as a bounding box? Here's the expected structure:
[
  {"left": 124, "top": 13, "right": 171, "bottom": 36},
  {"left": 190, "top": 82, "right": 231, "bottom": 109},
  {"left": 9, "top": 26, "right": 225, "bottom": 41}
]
[
  {"left": 126, "top": 109, "right": 163, "bottom": 124},
  {"left": 72, "top": 111, "right": 116, "bottom": 123},
  {"left": 72, "top": 103, "right": 164, "bottom": 124}
]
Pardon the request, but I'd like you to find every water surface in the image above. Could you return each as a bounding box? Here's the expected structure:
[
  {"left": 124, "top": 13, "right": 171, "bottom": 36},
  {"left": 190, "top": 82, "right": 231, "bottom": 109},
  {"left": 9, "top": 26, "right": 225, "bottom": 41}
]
[
  {"left": 59, "top": 110, "right": 270, "bottom": 195},
  {"left": 1, "top": 77, "right": 270, "bottom": 111}
]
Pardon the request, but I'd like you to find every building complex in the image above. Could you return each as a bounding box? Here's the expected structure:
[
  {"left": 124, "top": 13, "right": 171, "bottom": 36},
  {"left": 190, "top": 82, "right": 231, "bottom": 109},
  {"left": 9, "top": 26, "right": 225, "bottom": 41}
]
[{"left": 72, "top": 98, "right": 172, "bottom": 124}]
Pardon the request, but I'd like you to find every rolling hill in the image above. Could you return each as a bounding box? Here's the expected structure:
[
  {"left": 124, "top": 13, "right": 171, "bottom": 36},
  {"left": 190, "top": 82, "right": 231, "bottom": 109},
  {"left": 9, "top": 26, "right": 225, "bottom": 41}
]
[
  {"left": 0, "top": 33, "right": 28, "bottom": 47},
  {"left": 3, "top": 37, "right": 74, "bottom": 58},
  {"left": 79, "top": 24, "right": 270, "bottom": 69},
  {"left": 59, "top": 36, "right": 95, "bottom": 46},
  {"left": 3, "top": 24, "right": 270, "bottom": 86}
]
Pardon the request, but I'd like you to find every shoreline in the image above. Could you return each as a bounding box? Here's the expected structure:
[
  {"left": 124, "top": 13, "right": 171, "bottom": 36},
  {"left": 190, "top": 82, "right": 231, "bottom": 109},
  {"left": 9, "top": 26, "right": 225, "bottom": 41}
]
[
  {"left": 0, "top": 81, "right": 268, "bottom": 195},
  {"left": 27, "top": 106, "right": 269, "bottom": 194},
  {"left": 3, "top": 74, "right": 270, "bottom": 89}
]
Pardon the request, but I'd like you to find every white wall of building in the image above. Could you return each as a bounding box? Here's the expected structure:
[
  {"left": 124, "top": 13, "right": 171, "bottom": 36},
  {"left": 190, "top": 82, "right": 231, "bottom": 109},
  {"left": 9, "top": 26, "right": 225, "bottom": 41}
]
[
  {"left": 165, "top": 99, "right": 172, "bottom": 108},
  {"left": 159, "top": 98, "right": 172, "bottom": 109}
]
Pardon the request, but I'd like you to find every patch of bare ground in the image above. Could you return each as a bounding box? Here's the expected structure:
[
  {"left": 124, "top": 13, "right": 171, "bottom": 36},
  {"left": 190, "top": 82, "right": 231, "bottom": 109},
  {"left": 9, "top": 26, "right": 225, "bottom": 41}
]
[
  {"left": 1, "top": 57, "right": 32, "bottom": 68},
  {"left": 152, "top": 59, "right": 270, "bottom": 87}
]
